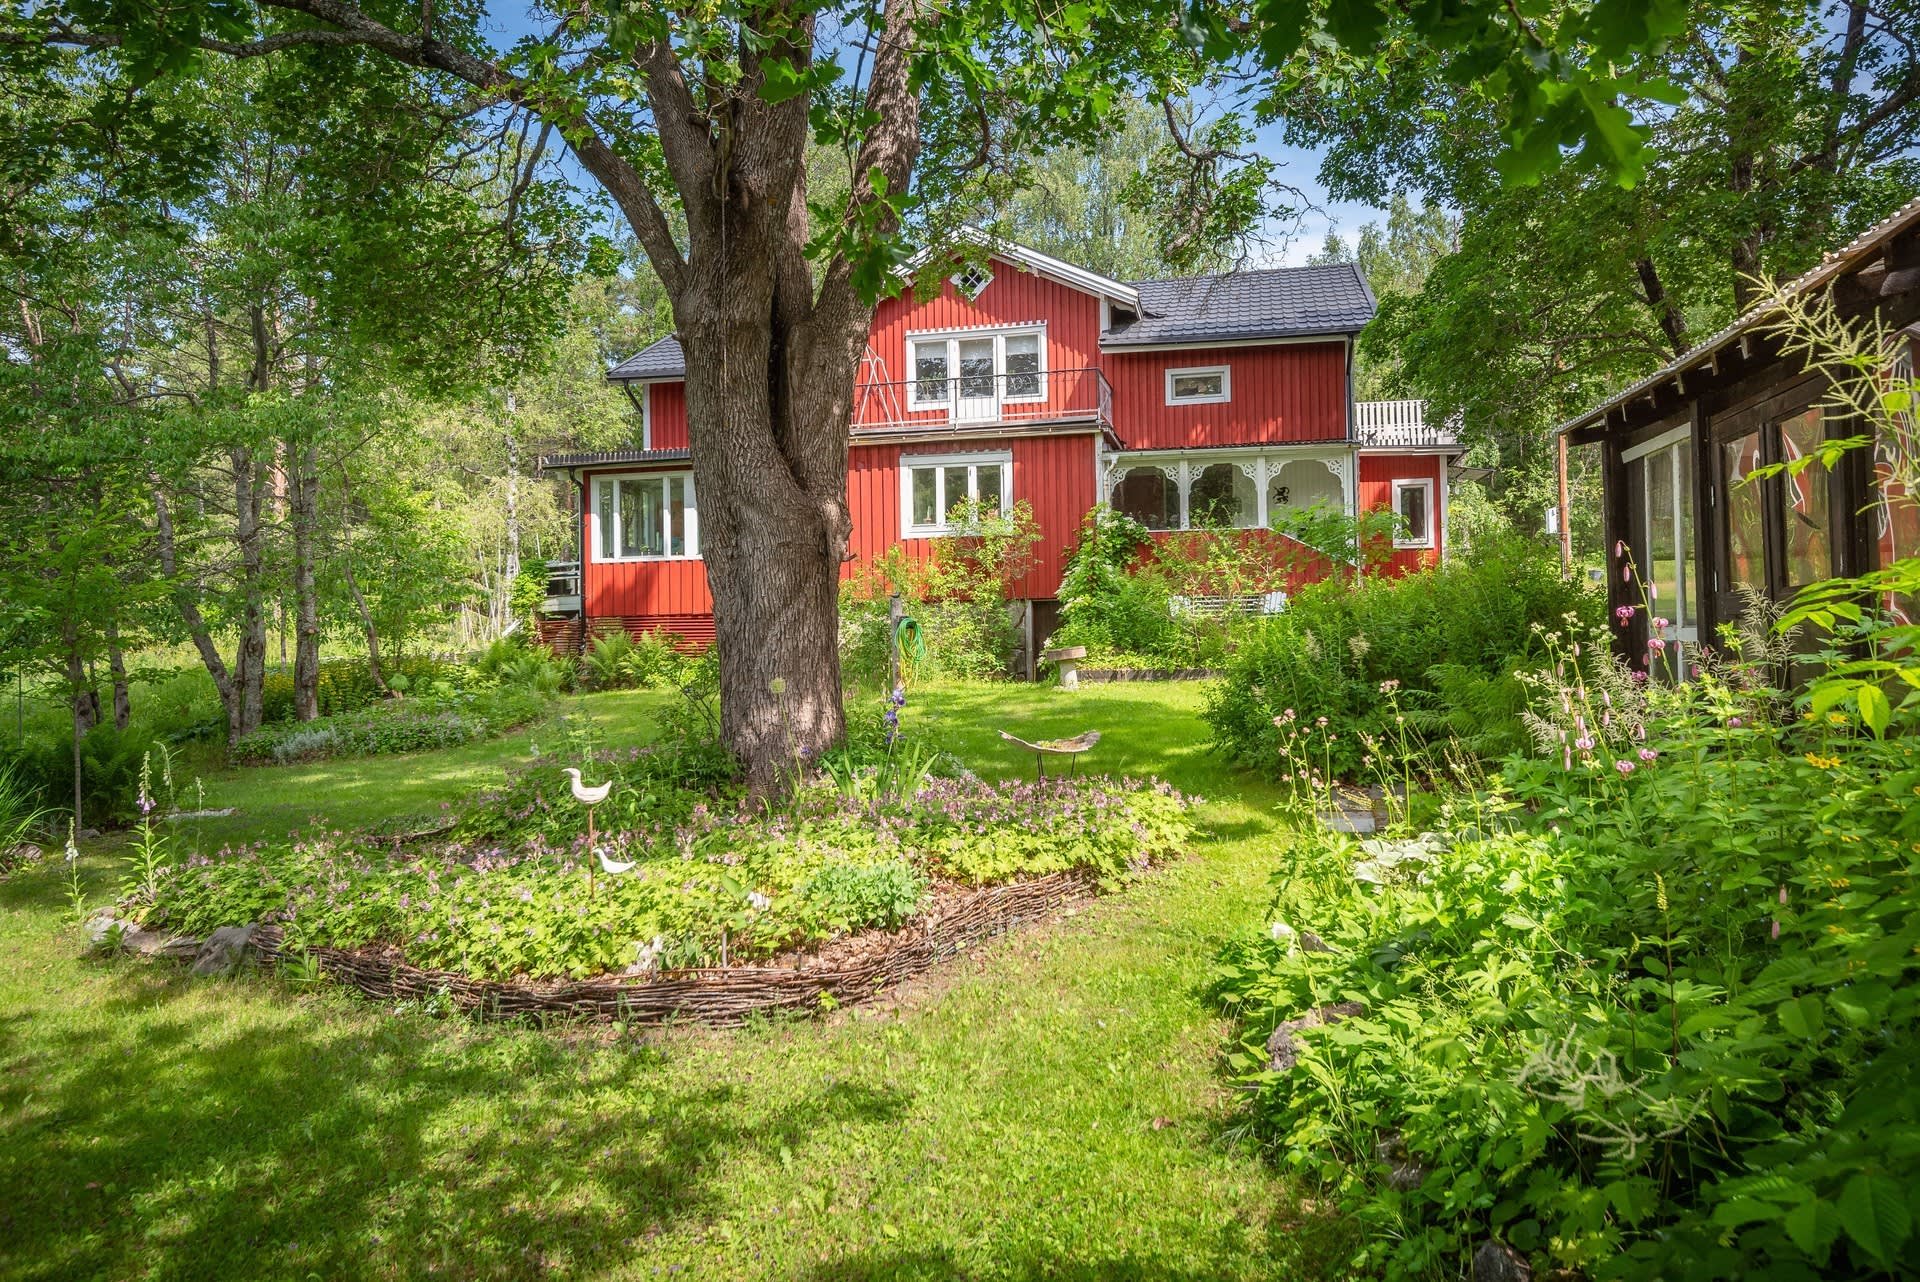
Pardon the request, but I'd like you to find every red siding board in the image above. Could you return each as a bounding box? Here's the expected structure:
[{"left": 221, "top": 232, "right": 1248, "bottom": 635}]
[
  {"left": 846, "top": 431, "right": 1097, "bottom": 600},
  {"left": 579, "top": 466, "right": 714, "bottom": 621},
  {"left": 1104, "top": 342, "right": 1348, "bottom": 449},
  {"left": 1358, "top": 453, "right": 1445, "bottom": 573},
  {"left": 646, "top": 382, "right": 689, "bottom": 450}
]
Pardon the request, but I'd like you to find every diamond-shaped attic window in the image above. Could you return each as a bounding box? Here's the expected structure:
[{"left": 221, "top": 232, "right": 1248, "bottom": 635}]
[{"left": 950, "top": 263, "right": 994, "bottom": 300}]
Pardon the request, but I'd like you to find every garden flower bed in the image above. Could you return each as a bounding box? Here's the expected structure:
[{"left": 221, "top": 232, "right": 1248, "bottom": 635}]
[{"left": 131, "top": 774, "right": 1193, "bottom": 1021}]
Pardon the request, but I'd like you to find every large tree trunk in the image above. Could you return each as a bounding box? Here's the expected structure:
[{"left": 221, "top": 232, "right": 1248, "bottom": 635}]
[
  {"left": 636, "top": 0, "right": 922, "bottom": 792},
  {"left": 290, "top": 441, "right": 322, "bottom": 720}
]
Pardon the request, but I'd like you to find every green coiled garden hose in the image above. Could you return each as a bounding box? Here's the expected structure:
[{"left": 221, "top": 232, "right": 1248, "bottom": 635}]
[{"left": 892, "top": 616, "right": 927, "bottom": 668}]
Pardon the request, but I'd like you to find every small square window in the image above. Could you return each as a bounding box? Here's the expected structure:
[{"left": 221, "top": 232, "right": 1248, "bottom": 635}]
[
  {"left": 950, "top": 263, "right": 994, "bottom": 300},
  {"left": 1166, "top": 366, "right": 1230, "bottom": 404}
]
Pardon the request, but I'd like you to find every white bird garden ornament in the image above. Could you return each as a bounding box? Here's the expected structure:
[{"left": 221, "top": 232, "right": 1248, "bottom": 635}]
[
  {"left": 597, "top": 849, "right": 637, "bottom": 876},
  {"left": 563, "top": 767, "right": 615, "bottom": 895}
]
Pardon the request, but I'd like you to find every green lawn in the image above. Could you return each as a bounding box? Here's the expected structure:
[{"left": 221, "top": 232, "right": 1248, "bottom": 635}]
[{"left": 0, "top": 682, "right": 1343, "bottom": 1281}]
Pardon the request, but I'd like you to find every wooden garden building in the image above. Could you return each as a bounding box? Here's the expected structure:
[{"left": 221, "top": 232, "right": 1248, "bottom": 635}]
[{"left": 1560, "top": 196, "right": 1920, "bottom": 674}]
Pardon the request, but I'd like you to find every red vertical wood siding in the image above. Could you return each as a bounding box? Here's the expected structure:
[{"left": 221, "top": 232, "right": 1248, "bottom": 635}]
[
  {"left": 1358, "top": 453, "right": 1444, "bottom": 574},
  {"left": 1103, "top": 342, "right": 1348, "bottom": 449},
  {"left": 855, "top": 258, "right": 1106, "bottom": 430},
  {"left": 645, "top": 381, "right": 688, "bottom": 450},
  {"left": 844, "top": 431, "right": 1098, "bottom": 600}
]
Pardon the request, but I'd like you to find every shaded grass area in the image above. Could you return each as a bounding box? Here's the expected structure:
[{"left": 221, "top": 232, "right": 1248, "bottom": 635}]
[
  {"left": 169, "top": 690, "right": 668, "bottom": 850},
  {"left": 0, "top": 682, "right": 1342, "bottom": 1281}
]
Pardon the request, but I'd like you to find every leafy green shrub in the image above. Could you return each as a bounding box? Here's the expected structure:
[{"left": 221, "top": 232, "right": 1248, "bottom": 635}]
[
  {"left": 144, "top": 775, "right": 1193, "bottom": 980},
  {"left": 260, "top": 655, "right": 449, "bottom": 723},
  {"left": 579, "top": 628, "right": 689, "bottom": 691},
  {"left": 795, "top": 861, "right": 926, "bottom": 935},
  {"left": 0, "top": 759, "right": 53, "bottom": 871},
  {"left": 231, "top": 687, "right": 546, "bottom": 765},
  {"left": 1206, "top": 535, "right": 1600, "bottom": 774},
  {"left": 1213, "top": 630, "right": 1920, "bottom": 1279},
  {"left": 841, "top": 502, "right": 1040, "bottom": 686},
  {"left": 1, "top": 718, "right": 163, "bottom": 827}
]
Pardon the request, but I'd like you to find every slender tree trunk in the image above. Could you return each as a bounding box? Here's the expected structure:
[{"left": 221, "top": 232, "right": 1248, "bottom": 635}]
[
  {"left": 504, "top": 414, "right": 521, "bottom": 634},
  {"left": 63, "top": 633, "right": 92, "bottom": 827},
  {"left": 231, "top": 446, "right": 269, "bottom": 740},
  {"left": 291, "top": 442, "right": 322, "bottom": 720},
  {"left": 151, "top": 479, "right": 240, "bottom": 722},
  {"left": 338, "top": 471, "right": 391, "bottom": 697},
  {"left": 1635, "top": 257, "right": 1689, "bottom": 355},
  {"left": 106, "top": 619, "right": 131, "bottom": 731}
]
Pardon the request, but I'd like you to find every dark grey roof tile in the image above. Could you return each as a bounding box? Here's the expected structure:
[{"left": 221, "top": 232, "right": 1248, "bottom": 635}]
[
  {"left": 608, "top": 335, "right": 686, "bottom": 381},
  {"left": 1105, "top": 262, "right": 1374, "bottom": 346}
]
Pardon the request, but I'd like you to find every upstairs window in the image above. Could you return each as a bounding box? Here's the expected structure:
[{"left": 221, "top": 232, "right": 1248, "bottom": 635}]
[
  {"left": 1166, "top": 365, "right": 1230, "bottom": 405},
  {"left": 595, "top": 473, "right": 697, "bottom": 561},
  {"left": 909, "top": 327, "right": 1046, "bottom": 412},
  {"left": 902, "top": 452, "right": 1011, "bottom": 537},
  {"left": 1392, "top": 478, "right": 1434, "bottom": 549}
]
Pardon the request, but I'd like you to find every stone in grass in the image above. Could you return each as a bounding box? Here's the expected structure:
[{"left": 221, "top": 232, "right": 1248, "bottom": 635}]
[
  {"left": 85, "top": 912, "right": 200, "bottom": 960},
  {"left": 191, "top": 924, "right": 260, "bottom": 977},
  {"left": 1374, "top": 1130, "right": 1429, "bottom": 1191},
  {"left": 1472, "top": 1240, "right": 1532, "bottom": 1282},
  {"left": 1265, "top": 1001, "right": 1364, "bottom": 1073}
]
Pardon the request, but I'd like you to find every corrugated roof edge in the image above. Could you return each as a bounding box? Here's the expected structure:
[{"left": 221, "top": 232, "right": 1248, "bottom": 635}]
[
  {"left": 1557, "top": 194, "right": 1920, "bottom": 437},
  {"left": 539, "top": 448, "right": 691, "bottom": 472}
]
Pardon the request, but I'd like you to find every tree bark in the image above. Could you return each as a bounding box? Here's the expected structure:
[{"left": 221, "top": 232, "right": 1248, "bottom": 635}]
[
  {"left": 1634, "top": 256, "right": 1689, "bottom": 355},
  {"left": 231, "top": 446, "right": 269, "bottom": 740},
  {"left": 151, "top": 479, "right": 240, "bottom": 722},
  {"left": 503, "top": 395, "right": 520, "bottom": 635},
  {"left": 106, "top": 619, "right": 131, "bottom": 731},
  {"left": 290, "top": 441, "right": 322, "bottom": 720},
  {"left": 338, "top": 471, "right": 391, "bottom": 697}
]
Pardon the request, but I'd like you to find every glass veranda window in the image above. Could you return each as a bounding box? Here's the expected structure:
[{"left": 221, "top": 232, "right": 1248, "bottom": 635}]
[{"left": 598, "top": 474, "right": 696, "bottom": 560}]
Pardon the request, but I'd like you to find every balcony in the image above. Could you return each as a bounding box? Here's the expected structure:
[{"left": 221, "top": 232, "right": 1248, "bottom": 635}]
[
  {"left": 1354, "top": 399, "right": 1460, "bottom": 449},
  {"left": 850, "top": 367, "right": 1112, "bottom": 438},
  {"left": 542, "top": 560, "right": 581, "bottom": 615}
]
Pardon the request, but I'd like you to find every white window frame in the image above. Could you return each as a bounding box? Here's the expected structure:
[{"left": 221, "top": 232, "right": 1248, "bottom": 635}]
[
  {"left": 905, "top": 324, "right": 1048, "bottom": 411},
  {"left": 900, "top": 450, "right": 1014, "bottom": 538},
  {"left": 1165, "top": 365, "right": 1231, "bottom": 406},
  {"left": 591, "top": 471, "right": 700, "bottom": 562},
  {"left": 1391, "top": 478, "right": 1435, "bottom": 549}
]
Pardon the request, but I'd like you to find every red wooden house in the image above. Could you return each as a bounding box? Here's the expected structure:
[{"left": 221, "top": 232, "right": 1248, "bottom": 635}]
[{"left": 539, "top": 235, "right": 1461, "bottom": 662}]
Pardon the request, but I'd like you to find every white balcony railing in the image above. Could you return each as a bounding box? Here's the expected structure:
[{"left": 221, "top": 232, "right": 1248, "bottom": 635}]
[{"left": 1354, "top": 399, "right": 1458, "bottom": 448}]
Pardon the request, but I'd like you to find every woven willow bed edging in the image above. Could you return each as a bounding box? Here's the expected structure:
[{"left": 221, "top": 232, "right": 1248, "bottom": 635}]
[{"left": 248, "top": 867, "right": 1100, "bottom": 1027}]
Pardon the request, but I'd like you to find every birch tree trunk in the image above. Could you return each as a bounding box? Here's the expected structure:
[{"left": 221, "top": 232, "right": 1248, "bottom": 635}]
[{"left": 291, "top": 441, "right": 321, "bottom": 720}]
